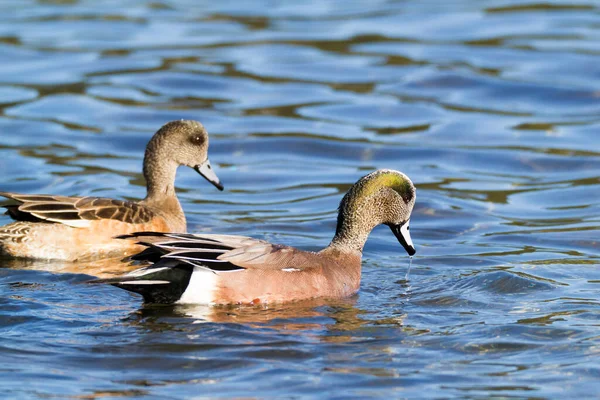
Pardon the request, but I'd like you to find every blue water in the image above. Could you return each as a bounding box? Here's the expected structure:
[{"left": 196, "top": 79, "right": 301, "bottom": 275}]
[{"left": 1, "top": 0, "right": 599, "bottom": 398}]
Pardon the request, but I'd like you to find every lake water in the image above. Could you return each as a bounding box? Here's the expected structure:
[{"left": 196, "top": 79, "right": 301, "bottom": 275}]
[{"left": 0, "top": 0, "right": 599, "bottom": 398}]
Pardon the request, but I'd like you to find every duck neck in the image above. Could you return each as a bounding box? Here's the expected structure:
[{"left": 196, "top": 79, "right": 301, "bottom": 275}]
[
  {"left": 141, "top": 156, "right": 186, "bottom": 231},
  {"left": 328, "top": 208, "right": 376, "bottom": 253},
  {"left": 143, "top": 149, "right": 179, "bottom": 202}
]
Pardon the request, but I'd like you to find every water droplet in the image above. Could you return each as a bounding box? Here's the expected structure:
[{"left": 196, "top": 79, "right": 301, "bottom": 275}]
[{"left": 405, "top": 255, "right": 412, "bottom": 281}]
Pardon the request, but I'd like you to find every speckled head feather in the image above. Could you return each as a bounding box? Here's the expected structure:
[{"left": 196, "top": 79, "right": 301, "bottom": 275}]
[
  {"left": 143, "top": 120, "right": 223, "bottom": 200},
  {"left": 350, "top": 169, "right": 415, "bottom": 205},
  {"left": 331, "top": 169, "right": 416, "bottom": 253},
  {"left": 145, "top": 120, "right": 209, "bottom": 169}
]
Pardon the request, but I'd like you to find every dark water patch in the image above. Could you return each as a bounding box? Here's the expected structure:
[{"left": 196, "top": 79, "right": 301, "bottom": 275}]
[
  {"left": 5, "top": 93, "right": 222, "bottom": 131},
  {"left": 0, "top": 44, "right": 160, "bottom": 86},
  {"left": 380, "top": 68, "right": 600, "bottom": 117},
  {"left": 298, "top": 102, "right": 443, "bottom": 129},
  {"left": 455, "top": 270, "right": 559, "bottom": 293}
]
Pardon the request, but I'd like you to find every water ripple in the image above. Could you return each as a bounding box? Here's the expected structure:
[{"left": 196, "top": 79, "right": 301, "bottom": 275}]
[{"left": 0, "top": 0, "right": 599, "bottom": 398}]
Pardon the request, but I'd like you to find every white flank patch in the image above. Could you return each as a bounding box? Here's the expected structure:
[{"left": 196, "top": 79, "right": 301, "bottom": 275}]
[
  {"left": 282, "top": 268, "right": 301, "bottom": 272},
  {"left": 119, "top": 280, "right": 170, "bottom": 285},
  {"left": 177, "top": 267, "right": 217, "bottom": 305}
]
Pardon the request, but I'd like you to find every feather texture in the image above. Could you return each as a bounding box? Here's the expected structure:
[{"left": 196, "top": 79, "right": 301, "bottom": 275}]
[
  {"left": 118, "top": 232, "right": 317, "bottom": 273},
  {"left": 0, "top": 192, "right": 157, "bottom": 227}
]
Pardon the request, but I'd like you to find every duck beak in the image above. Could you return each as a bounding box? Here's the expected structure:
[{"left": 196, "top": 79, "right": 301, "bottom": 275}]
[
  {"left": 390, "top": 220, "right": 416, "bottom": 256},
  {"left": 195, "top": 159, "right": 224, "bottom": 191}
]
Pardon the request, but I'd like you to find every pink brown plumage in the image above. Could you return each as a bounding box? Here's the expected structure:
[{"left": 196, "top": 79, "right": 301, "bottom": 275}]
[{"left": 103, "top": 169, "right": 416, "bottom": 305}]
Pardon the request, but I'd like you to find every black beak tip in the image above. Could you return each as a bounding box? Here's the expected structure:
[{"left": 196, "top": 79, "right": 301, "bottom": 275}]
[
  {"left": 406, "top": 246, "right": 416, "bottom": 256},
  {"left": 194, "top": 164, "right": 224, "bottom": 191}
]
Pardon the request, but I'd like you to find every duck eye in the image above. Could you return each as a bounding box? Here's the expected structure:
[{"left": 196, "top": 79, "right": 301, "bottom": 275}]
[{"left": 190, "top": 135, "right": 203, "bottom": 145}]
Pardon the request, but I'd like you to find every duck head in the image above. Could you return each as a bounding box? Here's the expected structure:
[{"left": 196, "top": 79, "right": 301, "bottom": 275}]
[
  {"left": 331, "top": 169, "right": 416, "bottom": 255},
  {"left": 144, "top": 120, "right": 223, "bottom": 192}
]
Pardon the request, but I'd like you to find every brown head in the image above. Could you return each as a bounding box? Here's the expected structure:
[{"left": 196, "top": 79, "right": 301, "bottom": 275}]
[
  {"left": 329, "top": 169, "right": 416, "bottom": 255},
  {"left": 143, "top": 120, "right": 223, "bottom": 200}
]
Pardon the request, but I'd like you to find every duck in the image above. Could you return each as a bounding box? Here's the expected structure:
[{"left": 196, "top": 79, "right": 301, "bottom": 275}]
[
  {"left": 104, "top": 169, "right": 416, "bottom": 304},
  {"left": 0, "top": 120, "right": 223, "bottom": 261}
]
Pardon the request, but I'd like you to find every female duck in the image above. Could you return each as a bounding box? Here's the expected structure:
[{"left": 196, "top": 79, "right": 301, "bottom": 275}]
[
  {"left": 107, "top": 169, "right": 416, "bottom": 304},
  {"left": 0, "top": 120, "right": 223, "bottom": 261}
]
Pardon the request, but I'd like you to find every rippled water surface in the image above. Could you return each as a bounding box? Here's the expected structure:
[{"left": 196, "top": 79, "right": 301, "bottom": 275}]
[{"left": 1, "top": 0, "right": 599, "bottom": 398}]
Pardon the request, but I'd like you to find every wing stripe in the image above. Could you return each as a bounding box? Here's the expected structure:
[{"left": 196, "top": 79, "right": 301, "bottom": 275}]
[
  {"left": 1, "top": 192, "right": 156, "bottom": 225},
  {"left": 155, "top": 240, "right": 232, "bottom": 251},
  {"left": 31, "top": 211, "right": 81, "bottom": 220},
  {"left": 162, "top": 253, "right": 231, "bottom": 262}
]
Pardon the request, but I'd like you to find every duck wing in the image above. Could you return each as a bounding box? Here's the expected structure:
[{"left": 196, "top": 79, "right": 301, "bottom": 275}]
[
  {"left": 0, "top": 192, "right": 155, "bottom": 228},
  {"left": 102, "top": 232, "right": 320, "bottom": 303},
  {"left": 118, "top": 232, "right": 316, "bottom": 272}
]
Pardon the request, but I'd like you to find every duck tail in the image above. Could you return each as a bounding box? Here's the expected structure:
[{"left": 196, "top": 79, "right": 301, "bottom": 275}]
[{"left": 92, "top": 262, "right": 195, "bottom": 304}]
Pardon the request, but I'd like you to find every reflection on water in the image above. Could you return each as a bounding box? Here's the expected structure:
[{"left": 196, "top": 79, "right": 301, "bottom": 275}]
[
  {"left": 1, "top": 256, "right": 136, "bottom": 278},
  {"left": 140, "top": 298, "right": 370, "bottom": 335},
  {"left": 0, "top": 0, "right": 599, "bottom": 398}
]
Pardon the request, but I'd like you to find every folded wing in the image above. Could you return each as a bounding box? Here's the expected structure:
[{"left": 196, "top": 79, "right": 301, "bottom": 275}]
[
  {"left": 118, "top": 232, "right": 317, "bottom": 272},
  {"left": 102, "top": 232, "right": 321, "bottom": 303},
  {"left": 0, "top": 192, "right": 155, "bottom": 228}
]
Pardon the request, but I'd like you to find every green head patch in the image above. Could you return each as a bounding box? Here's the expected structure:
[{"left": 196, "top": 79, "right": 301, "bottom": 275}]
[{"left": 360, "top": 170, "right": 415, "bottom": 204}]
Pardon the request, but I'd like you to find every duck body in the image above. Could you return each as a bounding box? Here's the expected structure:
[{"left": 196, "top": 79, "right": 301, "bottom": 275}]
[
  {"left": 0, "top": 120, "right": 223, "bottom": 261},
  {"left": 214, "top": 246, "right": 362, "bottom": 304},
  {"left": 109, "top": 233, "right": 363, "bottom": 304},
  {"left": 106, "top": 169, "right": 416, "bottom": 304},
  {"left": 0, "top": 194, "right": 184, "bottom": 261}
]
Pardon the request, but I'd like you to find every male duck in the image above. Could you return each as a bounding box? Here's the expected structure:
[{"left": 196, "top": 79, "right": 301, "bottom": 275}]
[
  {"left": 0, "top": 120, "right": 223, "bottom": 261},
  {"left": 106, "top": 169, "right": 416, "bottom": 304}
]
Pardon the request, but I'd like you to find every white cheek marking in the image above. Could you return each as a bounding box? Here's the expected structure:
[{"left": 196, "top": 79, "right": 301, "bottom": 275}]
[
  {"left": 119, "top": 280, "right": 170, "bottom": 285},
  {"left": 401, "top": 220, "right": 413, "bottom": 248},
  {"left": 282, "top": 268, "right": 301, "bottom": 272},
  {"left": 177, "top": 267, "right": 217, "bottom": 305}
]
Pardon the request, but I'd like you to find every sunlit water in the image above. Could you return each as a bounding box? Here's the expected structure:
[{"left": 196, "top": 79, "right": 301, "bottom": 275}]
[{"left": 0, "top": 0, "right": 599, "bottom": 398}]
